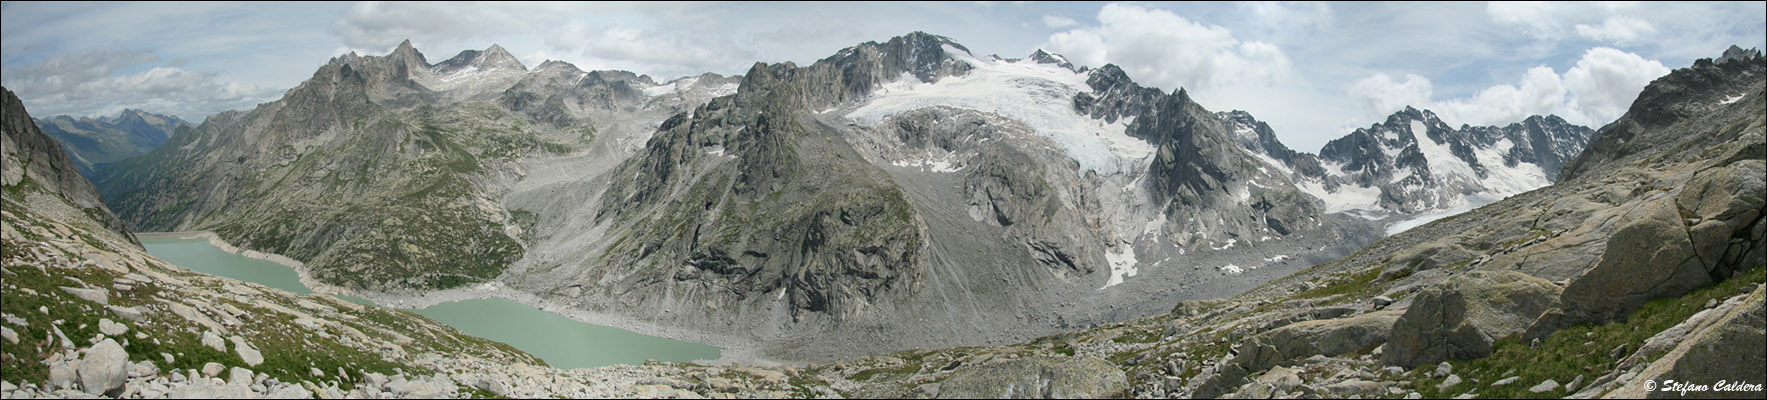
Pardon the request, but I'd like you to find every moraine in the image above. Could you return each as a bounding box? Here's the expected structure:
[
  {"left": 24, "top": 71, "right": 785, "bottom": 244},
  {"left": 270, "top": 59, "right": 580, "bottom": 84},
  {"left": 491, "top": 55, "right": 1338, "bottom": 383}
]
[{"left": 139, "top": 235, "right": 721, "bottom": 369}]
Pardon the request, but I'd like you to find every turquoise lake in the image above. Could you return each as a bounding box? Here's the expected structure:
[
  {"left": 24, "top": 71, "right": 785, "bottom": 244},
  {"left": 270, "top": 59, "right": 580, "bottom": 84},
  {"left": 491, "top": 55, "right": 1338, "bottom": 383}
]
[{"left": 140, "top": 236, "right": 721, "bottom": 369}]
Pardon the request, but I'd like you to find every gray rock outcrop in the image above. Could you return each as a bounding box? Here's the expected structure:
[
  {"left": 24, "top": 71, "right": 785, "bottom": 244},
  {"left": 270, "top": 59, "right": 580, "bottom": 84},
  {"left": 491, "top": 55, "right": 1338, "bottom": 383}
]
[
  {"left": 1198, "top": 310, "right": 1401, "bottom": 398},
  {"left": 936, "top": 356, "right": 1128, "bottom": 398},
  {"left": 1385, "top": 270, "right": 1561, "bottom": 368}
]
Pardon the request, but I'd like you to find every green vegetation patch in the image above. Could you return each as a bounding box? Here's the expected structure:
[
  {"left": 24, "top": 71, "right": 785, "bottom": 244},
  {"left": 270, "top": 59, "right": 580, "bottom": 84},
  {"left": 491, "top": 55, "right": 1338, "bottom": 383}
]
[{"left": 1403, "top": 266, "right": 1766, "bottom": 399}]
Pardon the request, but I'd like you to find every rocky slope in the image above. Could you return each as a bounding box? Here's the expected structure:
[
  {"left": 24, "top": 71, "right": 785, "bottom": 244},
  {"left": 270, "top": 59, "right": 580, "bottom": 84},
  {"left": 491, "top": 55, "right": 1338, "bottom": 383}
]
[
  {"left": 91, "top": 32, "right": 1597, "bottom": 363},
  {"left": 6, "top": 42, "right": 1761, "bottom": 400},
  {"left": 34, "top": 109, "right": 188, "bottom": 180},
  {"left": 91, "top": 41, "right": 731, "bottom": 293},
  {"left": 719, "top": 44, "right": 1765, "bottom": 399},
  {"left": 3, "top": 87, "right": 137, "bottom": 245},
  {"left": 3, "top": 86, "right": 830, "bottom": 399},
  {"left": 495, "top": 32, "right": 1388, "bottom": 361}
]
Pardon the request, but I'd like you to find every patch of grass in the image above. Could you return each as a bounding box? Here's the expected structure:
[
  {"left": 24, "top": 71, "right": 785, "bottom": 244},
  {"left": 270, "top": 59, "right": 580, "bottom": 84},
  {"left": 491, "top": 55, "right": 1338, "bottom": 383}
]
[
  {"left": 1110, "top": 326, "right": 1162, "bottom": 345},
  {"left": 1288, "top": 266, "right": 1385, "bottom": 302},
  {"left": 1404, "top": 266, "right": 1766, "bottom": 399},
  {"left": 850, "top": 362, "right": 922, "bottom": 382},
  {"left": 1050, "top": 341, "right": 1076, "bottom": 357}
]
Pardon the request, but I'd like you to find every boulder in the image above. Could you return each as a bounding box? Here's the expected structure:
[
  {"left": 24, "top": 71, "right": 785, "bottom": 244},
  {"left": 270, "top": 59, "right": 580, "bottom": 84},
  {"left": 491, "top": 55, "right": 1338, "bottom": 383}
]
[
  {"left": 230, "top": 336, "right": 264, "bottom": 366},
  {"left": 1438, "top": 374, "right": 1462, "bottom": 390},
  {"left": 57, "top": 286, "right": 108, "bottom": 305},
  {"left": 129, "top": 360, "right": 159, "bottom": 378},
  {"left": 167, "top": 378, "right": 255, "bottom": 399},
  {"left": 1529, "top": 379, "right": 1560, "bottom": 393},
  {"left": 1385, "top": 270, "right": 1561, "bottom": 368},
  {"left": 266, "top": 385, "right": 314, "bottom": 399},
  {"left": 1225, "top": 366, "right": 1304, "bottom": 398},
  {"left": 50, "top": 360, "right": 78, "bottom": 390},
  {"left": 97, "top": 319, "right": 127, "bottom": 336},
  {"left": 201, "top": 330, "right": 227, "bottom": 352},
  {"left": 77, "top": 339, "right": 129, "bottom": 395},
  {"left": 229, "top": 367, "right": 255, "bottom": 387},
  {"left": 105, "top": 305, "right": 145, "bottom": 322},
  {"left": 202, "top": 362, "right": 226, "bottom": 377},
  {"left": 937, "top": 356, "right": 1127, "bottom": 398}
]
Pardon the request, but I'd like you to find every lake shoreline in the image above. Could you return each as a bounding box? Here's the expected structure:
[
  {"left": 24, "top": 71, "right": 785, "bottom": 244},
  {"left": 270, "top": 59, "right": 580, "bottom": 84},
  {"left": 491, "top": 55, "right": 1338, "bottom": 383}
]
[{"left": 135, "top": 231, "right": 774, "bottom": 368}]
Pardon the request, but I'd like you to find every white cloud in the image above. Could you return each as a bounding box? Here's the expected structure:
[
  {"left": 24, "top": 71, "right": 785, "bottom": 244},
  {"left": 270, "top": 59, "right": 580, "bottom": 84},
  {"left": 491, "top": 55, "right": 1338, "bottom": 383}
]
[
  {"left": 1487, "top": 2, "right": 1664, "bottom": 47},
  {"left": 0, "top": 49, "right": 281, "bottom": 121},
  {"left": 1346, "top": 47, "right": 1668, "bottom": 130},
  {"left": 1347, "top": 73, "right": 1434, "bottom": 117},
  {"left": 1573, "top": 16, "right": 1655, "bottom": 44},
  {"left": 1042, "top": 3, "right": 1293, "bottom": 94},
  {"left": 1041, "top": 15, "right": 1077, "bottom": 28},
  {"left": 1435, "top": 66, "right": 1569, "bottom": 126},
  {"left": 1486, "top": 2, "right": 1577, "bottom": 39},
  {"left": 1044, "top": 29, "right": 1108, "bottom": 68},
  {"left": 1238, "top": 1, "right": 1333, "bottom": 38},
  {"left": 328, "top": 2, "right": 597, "bottom": 52},
  {"left": 1561, "top": 47, "right": 1670, "bottom": 126}
]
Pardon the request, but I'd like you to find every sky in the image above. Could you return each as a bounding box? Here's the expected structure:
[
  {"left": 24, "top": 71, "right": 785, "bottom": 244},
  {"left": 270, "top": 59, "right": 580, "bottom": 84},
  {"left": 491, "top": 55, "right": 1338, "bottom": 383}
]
[{"left": 3, "top": 1, "right": 1762, "bottom": 153}]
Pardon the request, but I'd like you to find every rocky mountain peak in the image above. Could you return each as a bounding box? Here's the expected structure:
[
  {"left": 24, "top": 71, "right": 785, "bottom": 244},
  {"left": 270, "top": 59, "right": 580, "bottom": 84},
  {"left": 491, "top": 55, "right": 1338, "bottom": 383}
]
[
  {"left": 1028, "top": 49, "right": 1078, "bottom": 72},
  {"left": 1219, "top": 109, "right": 1300, "bottom": 165},
  {"left": 1075, "top": 64, "right": 1165, "bottom": 124},
  {"left": 533, "top": 59, "right": 581, "bottom": 74},
  {"left": 1719, "top": 45, "right": 1762, "bottom": 64},
  {"left": 388, "top": 39, "right": 427, "bottom": 65},
  {"left": 432, "top": 44, "right": 529, "bottom": 76}
]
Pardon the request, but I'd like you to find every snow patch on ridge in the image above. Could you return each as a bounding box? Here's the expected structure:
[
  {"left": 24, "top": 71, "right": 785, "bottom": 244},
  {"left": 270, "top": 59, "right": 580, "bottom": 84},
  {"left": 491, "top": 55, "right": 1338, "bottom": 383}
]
[{"left": 1100, "top": 244, "right": 1138, "bottom": 289}]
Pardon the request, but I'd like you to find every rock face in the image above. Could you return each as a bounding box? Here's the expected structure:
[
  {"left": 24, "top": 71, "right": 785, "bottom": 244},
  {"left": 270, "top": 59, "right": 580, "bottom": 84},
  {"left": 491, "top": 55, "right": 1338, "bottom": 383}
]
[
  {"left": 1, "top": 86, "right": 138, "bottom": 244},
  {"left": 1524, "top": 50, "right": 1767, "bottom": 339},
  {"left": 1383, "top": 271, "right": 1561, "bottom": 368},
  {"left": 936, "top": 356, "right": 1128, "bottom": 398},
  {"left": 33, "top": 109, "right": 187, "bottom": 179},
  {"left": 92, "top": 43, "right": 543, "bottom": 291},
  {"left": 503, "top": 31, "right": 1378, "bottom": 361}
]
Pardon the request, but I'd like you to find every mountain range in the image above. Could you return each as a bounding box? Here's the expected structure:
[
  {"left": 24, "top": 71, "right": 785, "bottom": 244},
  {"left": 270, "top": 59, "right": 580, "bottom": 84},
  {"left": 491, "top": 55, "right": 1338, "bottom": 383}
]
[
  {"left": 0, "top": 33, "right": 1761, "bottom": 399},
  {"left": 32, "top": 109, "right": 188, "bottom": 181},
  {"left": 84, "top": 32, "right": 1601, "bottom": 360}
]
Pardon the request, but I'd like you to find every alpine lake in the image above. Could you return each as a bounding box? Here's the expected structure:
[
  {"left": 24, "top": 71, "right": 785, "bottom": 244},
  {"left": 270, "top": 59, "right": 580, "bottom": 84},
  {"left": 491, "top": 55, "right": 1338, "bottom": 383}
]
[{"left": 140, "top": 236, "right": 721, "bottom": 370}]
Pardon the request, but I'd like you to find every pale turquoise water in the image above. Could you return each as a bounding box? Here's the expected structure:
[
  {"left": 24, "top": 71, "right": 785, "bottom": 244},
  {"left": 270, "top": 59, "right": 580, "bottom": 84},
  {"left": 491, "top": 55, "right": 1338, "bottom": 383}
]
[{"left": 141, "top": 236, "right": 721, "bottom": 369}]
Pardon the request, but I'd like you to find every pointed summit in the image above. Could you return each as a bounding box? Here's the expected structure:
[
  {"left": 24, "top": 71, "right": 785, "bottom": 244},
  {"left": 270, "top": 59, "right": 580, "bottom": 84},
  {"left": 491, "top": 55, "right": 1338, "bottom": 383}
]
[
  {"left": 477, "top": 44, "right": 526, "bottom": 72},
  {"left": 1028, "top": 49, "right": 1078, "bottom": 72},
  {"left": 433, "top": 44, "right": 528, "bottom": 76},
  {"left": 388, "top": 39, "right": 428, "bottom": 66}
]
